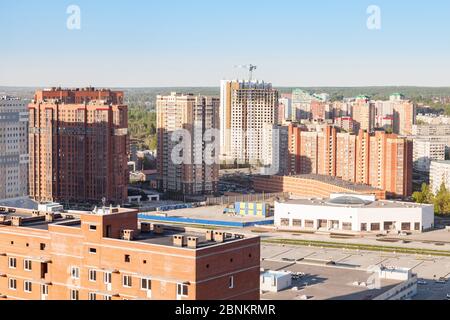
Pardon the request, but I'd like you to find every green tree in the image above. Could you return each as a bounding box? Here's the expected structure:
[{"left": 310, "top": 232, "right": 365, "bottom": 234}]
[
  {"left": 412, "top": 183, "right": 434, "bottom": 204},
  {"left": 433, "top": 182, "right": 450, "bottom": 215}
]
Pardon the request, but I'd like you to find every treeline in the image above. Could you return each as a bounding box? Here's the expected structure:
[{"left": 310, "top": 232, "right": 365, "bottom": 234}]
[
  {"left": 413, "top": 183, "right": 450, "bottom": 215},
  {"left": 128, "top": 105, "right": 157, "bottom": 150}
]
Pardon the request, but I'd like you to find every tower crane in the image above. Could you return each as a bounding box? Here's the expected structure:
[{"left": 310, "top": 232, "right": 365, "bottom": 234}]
[{"left": 234, "top": 64, "right": 257, "bottom": 82}]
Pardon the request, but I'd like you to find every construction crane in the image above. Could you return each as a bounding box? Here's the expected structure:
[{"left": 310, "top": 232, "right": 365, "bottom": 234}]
[{"left": 234, "top": 64, "right": 257, "bottom": 82}]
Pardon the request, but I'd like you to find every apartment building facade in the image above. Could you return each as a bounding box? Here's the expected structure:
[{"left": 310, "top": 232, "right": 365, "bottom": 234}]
[
  {"left": 286, "top": 124, "right": 412, "bottom": 198},
  {"left": 261, "top": 124, "right": 289, "bottom": 175},
  {"left": 391, "top": 95, "right": 416, "bottom": 136},
  {"left": 0, "top": 96, "right": 29, "bottom": 200},
  {"left": 156, "top": 93, "right": 219, "bottom": 196},
  {"left": 430, "top": 161, "right": 450, "bottom": 194},
  {"left": 0, "top": 206, "right": 260, "bottom": 300},
  {"left": 352, "top": 96, "right": 375, "bottom": 133},
  {"left": 413, "top": 138, "right": 446, "bottom": 173},
  {"left": 221, "top": 81, "right": 278, "bottom": 165},
  {"left": 28, "top": 88, "right": 129, "bottom": 205}
]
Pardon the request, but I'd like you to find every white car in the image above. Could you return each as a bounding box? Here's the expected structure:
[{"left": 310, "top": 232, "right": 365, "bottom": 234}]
[{"left": 417, "top": 280, "right": 427, "bottom": 285}]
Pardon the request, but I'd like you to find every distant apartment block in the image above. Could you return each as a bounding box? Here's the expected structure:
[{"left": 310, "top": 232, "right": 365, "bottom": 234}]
[
  {"left": 156, "top": 93, "right": 219, "bottom": 195},
  {"left": 0, "top": 96, "right": 29, "bottom": 200},
  {"left": 390, "top": 93, "right": 416, "bottom": 136},
  {"left": 28, "top": 88, "right": 129, "bottom": 205},
  {"left": 278, "top": 96, "right": 291, "bottom": 123},
  {"left": 261, "top": 124, "right": 289, "bottom": 175},
  {"left": 0, "top": 206, "right": 260, "bottom": 300},
  {"left": 352, "top": 96, "right": 375, "bottom": 133},
  {"left": 412, "top": 124, "right": 450, "bottom": 136},
  {"left": 334, "top": 116, "right": 354, "bottom": 132},
  {"left": 413, "top": 138, "right": 446, "bottom": 173},
  {"left": 430, "top": 161, "right": 450, "bottom": 194},
  {"left": 220, "top": 80, "right": 278, "bottom": 165},
  {"left": 285, "top": 124, "right": 412, "bottom": 198}
]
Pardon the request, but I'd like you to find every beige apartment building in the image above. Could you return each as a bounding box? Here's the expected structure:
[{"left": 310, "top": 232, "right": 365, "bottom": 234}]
[
  {"left": 352, "top": 96, "right": 375, "bottom": 133},
  {"left": 156, "top": 93, "right": 219, "bottom": 196}
]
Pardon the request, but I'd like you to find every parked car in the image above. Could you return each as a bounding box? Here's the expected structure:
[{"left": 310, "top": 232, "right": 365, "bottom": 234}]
[{"left": 417, "top": 280, "right": 427, "bottom": 285}]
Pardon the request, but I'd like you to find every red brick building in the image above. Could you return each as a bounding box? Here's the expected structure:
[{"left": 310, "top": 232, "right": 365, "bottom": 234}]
[
  {"left": 0, "top": 206, "right": 260, "bottom": 300},
  {"left": 28, "top": 88, "right": 129, "bottom": 205}
]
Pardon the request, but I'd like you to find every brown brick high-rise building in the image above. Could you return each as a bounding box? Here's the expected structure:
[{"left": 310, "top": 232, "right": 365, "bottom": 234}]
[{"left": 28, "top": 88, "right": 129, "bottom": 205}]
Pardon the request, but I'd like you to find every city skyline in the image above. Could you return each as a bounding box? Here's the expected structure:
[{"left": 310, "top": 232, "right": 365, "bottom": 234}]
[{"left": 1, "top": 0, "right": 450, "bottom": 87}]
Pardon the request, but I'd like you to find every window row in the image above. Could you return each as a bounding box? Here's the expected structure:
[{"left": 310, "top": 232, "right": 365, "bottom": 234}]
[{"left": 8, "top": 257, "right": 32, "bottom": 271}]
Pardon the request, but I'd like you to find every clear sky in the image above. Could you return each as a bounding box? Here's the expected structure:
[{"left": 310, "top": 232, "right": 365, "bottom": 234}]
[{"left": 1, "top": 0, "right": 450, "bottom": 87}]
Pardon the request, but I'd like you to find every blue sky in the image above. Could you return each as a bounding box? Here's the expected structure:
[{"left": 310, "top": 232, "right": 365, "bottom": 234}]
[{"left": 1, "top": 0, "right": 449, "bottom": 87}]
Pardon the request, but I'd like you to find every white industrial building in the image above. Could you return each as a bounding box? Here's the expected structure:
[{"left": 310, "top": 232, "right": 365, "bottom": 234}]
[
  {"left": 430, "top": 160, "right": 450, "bottom": 194},
  {"left": 274, "top": 194, "right": 434, "bottom": 233}
]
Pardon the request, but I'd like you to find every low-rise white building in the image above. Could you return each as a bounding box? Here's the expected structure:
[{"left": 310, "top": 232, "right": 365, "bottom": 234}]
[
  {"left": 274, "top": 194, "right": 434, "bottom": 233},
  {"left": 430, "top": 160, "right": 450, "bottom": 194},
  {"left": 260, "top": 271, "right": 292, "bottom": 293}
]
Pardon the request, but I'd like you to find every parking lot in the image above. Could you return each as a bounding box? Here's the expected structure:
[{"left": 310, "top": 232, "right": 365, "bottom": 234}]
[{"left": 261, "top": 243, "right": 450, "bottom": 300}]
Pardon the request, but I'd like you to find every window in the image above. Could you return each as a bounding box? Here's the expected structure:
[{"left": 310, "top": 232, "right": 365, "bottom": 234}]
[
  {"left": 88, "top": 292, "right": 97, "bottom": 300},
  {"left": 401, "top": 223, "right": 411, "bottom": 231},
  {"left": 71, "top": 267, "right": 80, "bottom": 279},
  {"left": 123, "top": 275, "right": 132, "bottom": 288},
  {"left": 40, "top": 243, "right": 46, "bottom": 251},
  {"left": 24, "top": 281, "right": 32, "bottom": 293},
  {"left": 104, "top": 295, "right": 112, "bottom": 300},
  {"left": 305, "top": 220, "right": 314, "bottom": 228},
  {"left": 104, "top": 272, "right": 112, "bottom": 284},
  {"left": 342, "top": 222, "right": 352, "bottom": 231},
  {"left": 280, "top": 218, "right": 290, "bottom": 227},
  {"left": 89, "top": 225, "right": 97, "bottom": 231},
  {"left": 70, "top": 289, "right": 79, "bottom": 300},
  {"left": 177, "top": 283, "right": 188, "bottom": 297},
  {"left": 141, "top": 278, "right": 152, "bottom": 291},
  {"left": 89, "top": 248, "right": 97, "bottom": 254},
  {"left": 89, "top": 269, "right": 97, "bottom": 282},
  {"left": 42, "top": 285, "right": 49, "bottom": 296},
  {"left": 361, "top": 223, "right": 367, "bottom": 232},
  {"left": 8, "top": 278, "right": 17, "bottom": 290},
  {"left": 8, "top": 257, "right": 17, "bottom": 269},
  {"left": 371, "top": 223, "right": 381, "bottom": 231},
  {"left": 292, "top": 219, "right": 302, "bottom": 227},
  {"left": 229, "top": 276, "right": 234, "bottom": 289},
  {"left": 415, "top": 223, "right": 421, "bottom": 231},
  {"left": 124, "top": 254, "right": 131, "bottom": 263},
  {"left": 24, "top": 259, "right": 32, "bottom": 271}
]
